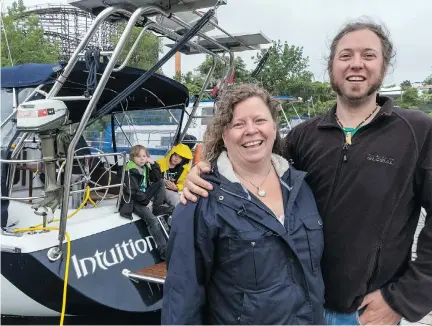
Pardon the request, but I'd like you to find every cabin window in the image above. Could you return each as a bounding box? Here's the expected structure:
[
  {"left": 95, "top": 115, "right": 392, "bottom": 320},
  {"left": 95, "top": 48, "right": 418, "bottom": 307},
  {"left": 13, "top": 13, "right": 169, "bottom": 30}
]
[{"left": 201, "top": 107, "right": 214, "bottom": 125}]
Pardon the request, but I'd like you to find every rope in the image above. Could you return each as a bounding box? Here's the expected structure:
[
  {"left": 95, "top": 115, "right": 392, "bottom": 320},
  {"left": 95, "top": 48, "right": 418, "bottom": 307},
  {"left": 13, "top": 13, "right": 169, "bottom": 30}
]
[{"left": 84, "top": 48, "right": 100, "bottom": 97}]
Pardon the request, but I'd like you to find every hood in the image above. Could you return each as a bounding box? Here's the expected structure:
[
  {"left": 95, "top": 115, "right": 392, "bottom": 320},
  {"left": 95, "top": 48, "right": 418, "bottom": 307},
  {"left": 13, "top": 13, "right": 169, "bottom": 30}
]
[
  {"left": 170, "top": 143, "right": 193, "bottom": 160},
  {"left": 125, "top": 160, "right": 148, "bottom": 174},
  {"left": 157, "top": 143, "right": 194, "bottom": 172}
]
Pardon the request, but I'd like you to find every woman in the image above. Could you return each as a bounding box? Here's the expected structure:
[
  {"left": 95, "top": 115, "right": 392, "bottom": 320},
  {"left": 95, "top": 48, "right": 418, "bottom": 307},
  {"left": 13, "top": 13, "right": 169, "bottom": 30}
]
[{"left": 161, "top": 84, "right": 325, "bottom": 325}]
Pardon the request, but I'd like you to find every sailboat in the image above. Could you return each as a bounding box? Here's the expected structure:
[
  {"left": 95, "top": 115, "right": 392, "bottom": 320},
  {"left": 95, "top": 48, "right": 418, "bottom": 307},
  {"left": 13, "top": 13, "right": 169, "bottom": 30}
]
[{"left": 0, "top": 0, "right": 271, "bottom": 321}]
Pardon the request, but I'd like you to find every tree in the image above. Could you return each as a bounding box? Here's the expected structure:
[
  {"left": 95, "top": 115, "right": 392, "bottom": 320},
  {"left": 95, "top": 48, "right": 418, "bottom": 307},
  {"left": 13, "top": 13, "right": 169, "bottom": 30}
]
[
  {"left": 400, "top": 80, "right": 412, "bottom": 89},
  {"left": 181, "top": 71, "right": 210, "bottom": 99},
  {"left": 396, "top": 87, "right": 421, "bottom": 109},
  {"left": 252, "top": 40, "right": 312, "bottom": 95},
  {"left": 1, "top": 0, "right": 60, "bottom": 66},
  {"left": 424, "top": 74, "right": 432, "bottom": 85},
  {"left": 195, "top": 55, "right": 250, "bottom": 87},
  {"left": 111, "top": 23, "right": 163, "bottom": 71}
]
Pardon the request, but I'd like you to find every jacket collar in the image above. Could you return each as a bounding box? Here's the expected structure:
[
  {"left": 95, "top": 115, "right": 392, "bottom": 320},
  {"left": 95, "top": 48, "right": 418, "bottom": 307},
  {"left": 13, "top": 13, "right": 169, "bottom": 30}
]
[
  {"left": 317, "top": 95, "right": 395, "bottom": 129},
  {"left": 208, "top": 152, "right": 306, "bottom": 246},
  {"left": 216, "top": 150, "right": 290, "bottom": 184}
]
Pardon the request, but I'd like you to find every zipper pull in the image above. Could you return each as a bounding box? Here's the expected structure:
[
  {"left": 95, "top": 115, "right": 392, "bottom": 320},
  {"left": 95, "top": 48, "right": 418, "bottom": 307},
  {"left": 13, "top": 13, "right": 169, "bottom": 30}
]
[{"left": 343, "top": 143, "right": 348, "bottom": 162}]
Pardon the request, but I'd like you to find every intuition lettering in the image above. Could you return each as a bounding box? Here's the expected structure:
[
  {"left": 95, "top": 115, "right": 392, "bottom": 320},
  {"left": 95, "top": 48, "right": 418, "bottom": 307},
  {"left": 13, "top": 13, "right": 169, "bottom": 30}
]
[{"left": 71, "top": 236, "right": 156, "bottom": 279}]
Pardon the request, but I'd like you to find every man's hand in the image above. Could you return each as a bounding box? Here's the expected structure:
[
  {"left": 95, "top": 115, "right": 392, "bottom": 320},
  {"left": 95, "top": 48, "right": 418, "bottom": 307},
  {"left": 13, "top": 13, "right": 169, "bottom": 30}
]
[
  {"left": 180, "top": 161, "right": 213, "bottom": 204},
  {"left": 358, "top": 290, "right": 401, "bottom": 325}
]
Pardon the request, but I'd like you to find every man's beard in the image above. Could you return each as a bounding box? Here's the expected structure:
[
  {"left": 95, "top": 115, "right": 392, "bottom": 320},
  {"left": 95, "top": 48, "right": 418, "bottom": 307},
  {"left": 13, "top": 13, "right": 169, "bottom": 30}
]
[{"left": 330, "top": 73, "right": 384, "bottom": 107}]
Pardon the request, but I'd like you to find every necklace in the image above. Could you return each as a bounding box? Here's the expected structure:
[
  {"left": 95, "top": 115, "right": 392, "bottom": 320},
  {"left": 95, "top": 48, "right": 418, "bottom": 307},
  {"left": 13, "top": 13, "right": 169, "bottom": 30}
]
[
  {"left": 234, "top": 165, "right": 273, "bottom": 197},
  {"left": 335, "top": 105, "right": 379, "bottom": 145}
]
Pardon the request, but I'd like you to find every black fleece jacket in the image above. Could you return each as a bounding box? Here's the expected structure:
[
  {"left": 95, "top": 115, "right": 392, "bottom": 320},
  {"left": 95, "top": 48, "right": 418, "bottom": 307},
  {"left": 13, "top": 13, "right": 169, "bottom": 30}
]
[{"left": 284, "top": 96, "right": 432, "bottom": 322}]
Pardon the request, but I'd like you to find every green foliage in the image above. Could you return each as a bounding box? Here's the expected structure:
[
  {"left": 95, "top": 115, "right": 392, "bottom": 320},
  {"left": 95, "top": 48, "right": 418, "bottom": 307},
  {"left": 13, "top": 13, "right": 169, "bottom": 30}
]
[
  {"left": 110, "top": 23, "right": 163, "bottom": 71},
  {"left": 400, "top": 80, "right": 412, "bottom": 89},
  {"left": 424, "top": 74, "right": 432, "bottom": 85},
  {"left": 396, "top": 87, "right": 421, "bottom": 109},
  {"left": 252, "top": 40, "right": 336, "bottom": 117},
  {"left": 252, "top": 40, "right": 312, "bottom": 94},
  {"left": 180, "top": 39, "right": 337, "bottom": 117},
  {"left": 195, "top": 55, "right": 250, "bottom": 87},
  {"left": 1, "top": 0, "right": 60, "bottom": 66}
]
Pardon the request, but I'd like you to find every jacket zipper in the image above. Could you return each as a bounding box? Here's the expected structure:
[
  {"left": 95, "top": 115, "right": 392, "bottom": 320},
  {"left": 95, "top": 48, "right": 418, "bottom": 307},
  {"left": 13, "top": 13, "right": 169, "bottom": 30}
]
[
  {"left": 251, "top": 241, "right": 257, "bottom": 287},
  {"left": 325, "top": 111, "right": 387, "bottom": 214},
  {"left": 324, "top": 140, "right": 348, "bottom": 217}
]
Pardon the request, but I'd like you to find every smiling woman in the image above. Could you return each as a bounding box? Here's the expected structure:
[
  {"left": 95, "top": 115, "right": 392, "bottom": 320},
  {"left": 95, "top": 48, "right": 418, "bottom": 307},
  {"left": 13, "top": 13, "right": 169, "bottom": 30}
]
[{"left": 161, "top": 84, "right": 326, "bottom": 325}]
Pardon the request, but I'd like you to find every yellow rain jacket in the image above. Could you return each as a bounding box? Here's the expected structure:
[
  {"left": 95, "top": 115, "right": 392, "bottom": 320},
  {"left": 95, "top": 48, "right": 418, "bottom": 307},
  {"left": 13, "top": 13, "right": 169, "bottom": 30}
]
[{"left": 157, "top": 143, "right": 193, "bottom": 191}]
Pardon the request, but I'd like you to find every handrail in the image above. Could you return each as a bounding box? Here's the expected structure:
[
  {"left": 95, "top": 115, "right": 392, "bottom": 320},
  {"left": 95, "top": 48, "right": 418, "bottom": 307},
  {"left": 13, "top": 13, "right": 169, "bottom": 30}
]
[
  {"left": 179, "top": 57, "right": 216, "bottom": 142},
  {"left": 2, "top": 151, "right": 127, "bottom": 204},
  {"left": 0, "top": 151, "right": 126, "bottom": 164},
  {"left": 112, "top": 22, "right": 152, "bottom": 72}
]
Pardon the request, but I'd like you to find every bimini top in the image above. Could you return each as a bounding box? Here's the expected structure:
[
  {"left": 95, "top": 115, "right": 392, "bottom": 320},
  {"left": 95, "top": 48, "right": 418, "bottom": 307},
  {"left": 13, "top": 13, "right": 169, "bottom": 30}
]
[{"left": 0, "top": 62, "right": 190, "bottom": 123}]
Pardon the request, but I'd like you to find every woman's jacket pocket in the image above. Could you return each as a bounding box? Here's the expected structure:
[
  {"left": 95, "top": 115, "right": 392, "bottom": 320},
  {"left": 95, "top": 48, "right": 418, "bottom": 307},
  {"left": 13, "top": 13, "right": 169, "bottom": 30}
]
[
  {"left": 228, "top": 229, "right": 284, "bottom": 291},
  {"left": 293, "top": 214, "right": 324, "bottom": 272}
]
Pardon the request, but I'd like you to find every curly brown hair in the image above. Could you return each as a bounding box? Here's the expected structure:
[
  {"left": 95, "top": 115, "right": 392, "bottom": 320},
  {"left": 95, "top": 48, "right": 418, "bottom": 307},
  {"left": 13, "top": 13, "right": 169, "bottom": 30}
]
[{"left": 202, "top": 83, "right": 283, "bottom": 163}]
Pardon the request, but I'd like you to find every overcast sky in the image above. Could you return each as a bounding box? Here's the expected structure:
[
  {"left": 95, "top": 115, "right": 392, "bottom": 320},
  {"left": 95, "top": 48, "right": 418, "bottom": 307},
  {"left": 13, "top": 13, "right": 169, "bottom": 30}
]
[{"left": 5, "top": 0, "right": 432, "bottom": 87}]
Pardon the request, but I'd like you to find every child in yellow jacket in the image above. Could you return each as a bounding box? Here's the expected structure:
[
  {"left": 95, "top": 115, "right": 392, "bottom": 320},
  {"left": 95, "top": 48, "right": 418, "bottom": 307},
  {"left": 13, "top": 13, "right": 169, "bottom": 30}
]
[{"left": 157, "top": 143, "right": 193, "bottom": 206}]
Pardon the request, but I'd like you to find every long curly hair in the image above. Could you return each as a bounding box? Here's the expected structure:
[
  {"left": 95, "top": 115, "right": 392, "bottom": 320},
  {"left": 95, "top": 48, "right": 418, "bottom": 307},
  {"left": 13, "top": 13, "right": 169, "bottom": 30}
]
[{"left": 202, "top": 83, "right": 283, "bottom": 163}]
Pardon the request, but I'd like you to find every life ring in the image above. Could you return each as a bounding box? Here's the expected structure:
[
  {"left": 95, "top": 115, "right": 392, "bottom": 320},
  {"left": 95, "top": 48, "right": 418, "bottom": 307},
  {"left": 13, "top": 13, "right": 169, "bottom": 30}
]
[{"left": 193, "top": 143, "right": 202, "bottom": 166}]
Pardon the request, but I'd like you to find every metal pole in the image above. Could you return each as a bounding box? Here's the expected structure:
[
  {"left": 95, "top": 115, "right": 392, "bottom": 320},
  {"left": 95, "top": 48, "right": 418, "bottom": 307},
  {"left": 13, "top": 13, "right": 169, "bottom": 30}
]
[
  {"left": 57, "top": 5, "right": 172, "bottom": 245},
  {"left": 116, "top": 152, "right": 127, "bottom": 213},
  {"left": 46, "top": 6, "right": 130, "bottom": 98},
  {"left": 148, "top": 23, "right": 226, "bottom": 63},
  {"left": 179, "top": 58, "right": 216, "bottom": 142},
  {"left": 113, "top": 23, "right": 151, "bottom": 72},
  {"left": 220, "top": 51, "right": 235, "bottom": 92},
  {"left": 96, "top": 9, "right": 217, "bottom": 118}
]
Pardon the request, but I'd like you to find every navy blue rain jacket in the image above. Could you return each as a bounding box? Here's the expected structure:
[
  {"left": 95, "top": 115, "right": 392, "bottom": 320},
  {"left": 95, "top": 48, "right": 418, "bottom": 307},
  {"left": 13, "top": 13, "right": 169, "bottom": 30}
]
[{"left": 161, "top": 152, "right": 325, "bottom": 325}]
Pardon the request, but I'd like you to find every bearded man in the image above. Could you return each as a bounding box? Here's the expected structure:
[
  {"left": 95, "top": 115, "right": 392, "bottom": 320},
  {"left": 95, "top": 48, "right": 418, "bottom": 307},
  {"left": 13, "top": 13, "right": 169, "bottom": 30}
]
[{"left": 180, "top": 19, "right": 432, "bottom": 325}]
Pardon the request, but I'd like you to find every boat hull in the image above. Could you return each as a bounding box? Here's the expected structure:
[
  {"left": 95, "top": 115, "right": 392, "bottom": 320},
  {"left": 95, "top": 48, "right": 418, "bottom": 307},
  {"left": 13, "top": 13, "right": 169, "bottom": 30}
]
[{"left": 1, "top": 219, "right": 164, "bottom": 317}]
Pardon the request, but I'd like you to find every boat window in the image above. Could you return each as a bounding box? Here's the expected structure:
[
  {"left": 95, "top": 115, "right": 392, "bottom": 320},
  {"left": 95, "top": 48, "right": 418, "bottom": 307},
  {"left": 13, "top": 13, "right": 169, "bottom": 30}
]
[
  {"left": 161, "top": 136, "right": 172, "bottom": 147},
  {"left": 201, "top": 106, "right": 214, "bottom": 125},
  {"left": 112, "top": 108, "right": 183, "bottom": 154}
]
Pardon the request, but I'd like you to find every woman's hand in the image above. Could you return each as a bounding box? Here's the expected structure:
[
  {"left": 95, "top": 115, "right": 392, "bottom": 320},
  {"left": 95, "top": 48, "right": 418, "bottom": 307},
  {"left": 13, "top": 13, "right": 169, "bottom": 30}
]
[{"left": 180, "top": 161, "right": 213, "bottom": 204}]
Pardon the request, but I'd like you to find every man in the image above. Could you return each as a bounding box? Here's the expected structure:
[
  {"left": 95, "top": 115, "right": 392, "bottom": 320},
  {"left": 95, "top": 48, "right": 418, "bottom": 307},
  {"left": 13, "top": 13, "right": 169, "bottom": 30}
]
[{"left": 180, "top": 19, "right": 432, "bottom": 325}]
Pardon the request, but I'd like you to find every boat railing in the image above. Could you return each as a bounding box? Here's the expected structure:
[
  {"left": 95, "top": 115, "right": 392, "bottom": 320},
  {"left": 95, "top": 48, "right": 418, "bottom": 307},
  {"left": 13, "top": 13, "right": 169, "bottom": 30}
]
[{"left": 1, "top": 151, "right": 128, "bottom": 213}]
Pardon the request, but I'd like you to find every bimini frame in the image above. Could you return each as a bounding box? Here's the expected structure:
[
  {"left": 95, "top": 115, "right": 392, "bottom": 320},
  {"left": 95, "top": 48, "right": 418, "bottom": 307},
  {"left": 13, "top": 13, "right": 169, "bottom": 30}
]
[{"left": 25, "top": 0, "right": 233, "bottom": 255}]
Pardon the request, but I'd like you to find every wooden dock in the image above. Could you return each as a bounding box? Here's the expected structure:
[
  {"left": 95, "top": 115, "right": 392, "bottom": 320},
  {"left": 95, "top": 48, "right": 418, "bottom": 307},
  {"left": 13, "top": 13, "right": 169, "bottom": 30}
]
[{"left": 402, "top": 211, "right": 432, "bottom": 326}]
